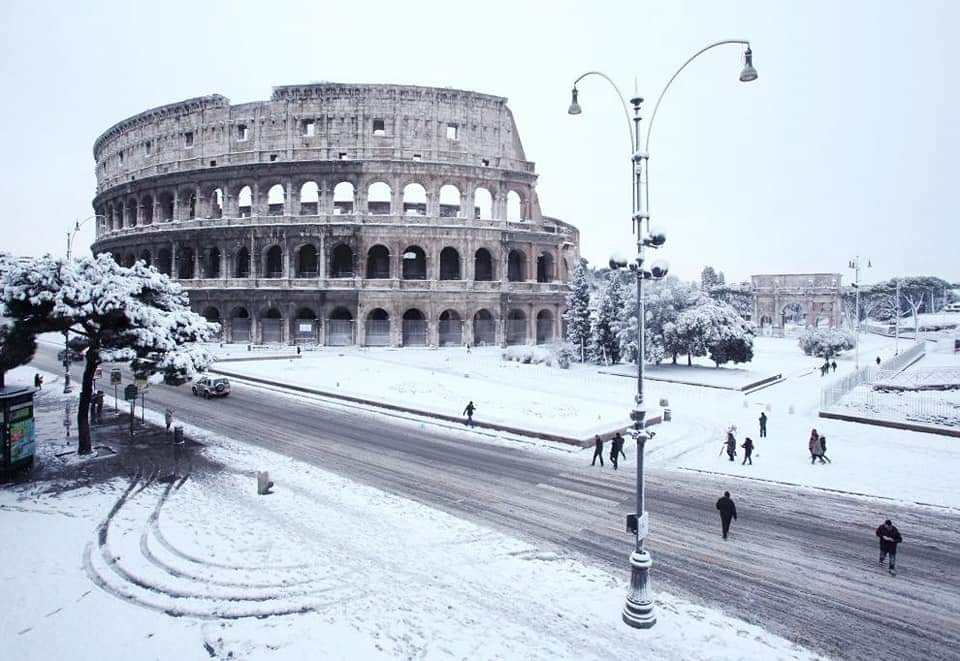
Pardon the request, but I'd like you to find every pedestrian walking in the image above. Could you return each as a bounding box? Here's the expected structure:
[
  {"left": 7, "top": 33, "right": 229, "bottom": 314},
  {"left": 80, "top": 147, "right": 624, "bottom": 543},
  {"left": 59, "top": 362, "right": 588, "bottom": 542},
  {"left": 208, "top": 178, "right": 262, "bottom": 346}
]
[
  {"left": 463, "top": 400, "right": 476, "bottom": 427},
  {"left": 819, "top": 434, "right": 832, "bottom": 463},
  {"left": 809, "top": 428, "right": 824, "bottom": 464},
  {"left": 614, "top": 432, "right": 626, "bottom": 460},
  {"left": 831, "top": 360, "right": 837, "bottom": 373},
  {"left": 716, "top": 491, "right": 738, "bottom": 540},
  {"left": 724, "top": 429, "right": 737, "bottom": 462},
  {"left": 741, "top": 437, "right": 754, "bottom": 465},
  {"left": 591, "top": 435, "right": 604, "bottom": 467},
  {"left": 34, "top": 373, "right": 42, "bottom": 389},
  {"left": 164, "top": 408, "right": 174, "bottom": 433},
  {"left": 876, "top": 519, "right": 903, "bottom": 575},
  {"left": 759, "top": 412, "right": 767, "bottom": 438},
  {"left": 95, "top": 391, "right": 104, "bottom": 422},
  {"left": 609, "top": 432, "right": 626, "bottom": 470}
]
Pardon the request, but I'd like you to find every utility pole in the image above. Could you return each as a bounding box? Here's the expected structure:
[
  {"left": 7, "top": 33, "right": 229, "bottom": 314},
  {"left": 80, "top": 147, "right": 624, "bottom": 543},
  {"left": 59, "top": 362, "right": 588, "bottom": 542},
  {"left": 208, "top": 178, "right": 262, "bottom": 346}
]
[{"left": 895, "top": 278, "right": 901, "bottom": 355}]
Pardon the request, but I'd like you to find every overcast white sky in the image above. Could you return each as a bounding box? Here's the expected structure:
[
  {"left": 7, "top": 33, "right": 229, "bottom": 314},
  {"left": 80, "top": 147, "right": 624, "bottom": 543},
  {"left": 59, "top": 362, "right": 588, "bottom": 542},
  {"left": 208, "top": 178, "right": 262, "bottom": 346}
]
[{"left": 0, "top": 0, "right": 956, "bottom": 285}]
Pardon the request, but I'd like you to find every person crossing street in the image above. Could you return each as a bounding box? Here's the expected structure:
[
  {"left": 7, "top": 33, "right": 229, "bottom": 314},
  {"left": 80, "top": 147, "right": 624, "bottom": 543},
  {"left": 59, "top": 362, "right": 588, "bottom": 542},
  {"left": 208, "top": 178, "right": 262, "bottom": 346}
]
[
  {"left": 716, "top": 491, "right": 738, "bottom": 540},
  {"left": 876, "top": 519, "right": 903, "bottom": 575},
  {"left": 591, "top": 435, "right": 604, "bottom": 467}
]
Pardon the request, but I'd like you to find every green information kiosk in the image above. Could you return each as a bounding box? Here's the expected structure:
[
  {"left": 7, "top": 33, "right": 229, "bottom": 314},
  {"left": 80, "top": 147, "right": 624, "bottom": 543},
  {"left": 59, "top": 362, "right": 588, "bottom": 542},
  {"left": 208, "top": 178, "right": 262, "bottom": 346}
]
[{"left": 1, "top": 385, "right": 36, "bottom": 474}]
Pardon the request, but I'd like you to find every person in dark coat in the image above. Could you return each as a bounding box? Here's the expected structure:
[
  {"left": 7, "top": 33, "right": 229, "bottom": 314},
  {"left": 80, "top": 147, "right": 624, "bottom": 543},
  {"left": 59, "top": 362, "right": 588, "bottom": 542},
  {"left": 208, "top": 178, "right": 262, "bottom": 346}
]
[
  {"left": 819, "top": 434, "right": 832, "bottom": 463},
  {"left": 591, "top": 435, "right": 604, "bottom": 467},
  {"left": 95, "top": 391, "right": 104, "bottom": 422},
  {"left": 463, "top": 400, "right": 476, "bottom": 427},
  {"left": 876, "top": 356, "right": 882, "bottom": 366},
  {"left": 725, "top": 430, "right": 737, "bottom": 462},
  {"left": 831, "top": 360, "right": 837, "bottom": 373},
  {"left": 716, "top": 491, "right": 737, "bottom": 539},
  {"left": 34, "top": 373, "right": 42, "bottom": 389},
  {"left": 610, "top": 432, "right": 627, "bottom": 470},
  {"left": 741, "top": 437, "right": 754, "bottom": 465},
  {"left": 809, "top": 428, "right": 824, "bottom": 464},
  {"left": 876, "top": 519, "right": 903, "bottom": 575},
  {"left": 758, "top": 412, "right": 767, "bottom": 438}
]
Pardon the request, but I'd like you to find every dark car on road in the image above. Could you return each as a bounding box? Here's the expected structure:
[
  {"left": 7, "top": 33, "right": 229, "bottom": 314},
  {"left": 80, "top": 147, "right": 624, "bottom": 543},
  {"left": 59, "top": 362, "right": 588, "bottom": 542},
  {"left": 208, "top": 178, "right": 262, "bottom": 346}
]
[
  {"left": 57, "top": 348, "right": 85, "bottom": 362},
  {"left": 191, "top": 376, "right": 231, "bottom": 398}
]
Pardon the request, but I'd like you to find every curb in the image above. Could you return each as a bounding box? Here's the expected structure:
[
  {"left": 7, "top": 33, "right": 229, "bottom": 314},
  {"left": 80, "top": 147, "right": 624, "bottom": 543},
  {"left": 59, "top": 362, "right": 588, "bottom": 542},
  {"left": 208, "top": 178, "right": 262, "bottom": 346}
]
[
  {"left": 817, "top": 410, "right": 960, "bottom": 438},
  {"left": 208, "top": 367, "right": 659, "bottom": 448}
]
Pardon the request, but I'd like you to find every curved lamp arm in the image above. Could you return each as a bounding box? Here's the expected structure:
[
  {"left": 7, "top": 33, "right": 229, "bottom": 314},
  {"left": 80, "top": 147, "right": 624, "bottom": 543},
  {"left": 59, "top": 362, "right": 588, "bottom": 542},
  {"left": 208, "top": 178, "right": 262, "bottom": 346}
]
[
  {"left": 570, "top": 71, "right": 635, "bottom": 151},
  {"left": 67, "top": 214, "right": 105, "bottom": 259},
  {"left": 645, "top": 39, "right": 751, "bottom": 152}
]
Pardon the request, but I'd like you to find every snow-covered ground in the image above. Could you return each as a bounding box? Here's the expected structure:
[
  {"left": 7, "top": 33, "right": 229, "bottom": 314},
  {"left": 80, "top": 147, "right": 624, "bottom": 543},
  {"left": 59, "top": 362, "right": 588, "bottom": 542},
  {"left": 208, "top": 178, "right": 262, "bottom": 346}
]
[
  {"left": 211, "top": 334, "right": 960, "bottom": 509},
  {"left": 1, "top": 367, "right": 818, "bottom": 661}
]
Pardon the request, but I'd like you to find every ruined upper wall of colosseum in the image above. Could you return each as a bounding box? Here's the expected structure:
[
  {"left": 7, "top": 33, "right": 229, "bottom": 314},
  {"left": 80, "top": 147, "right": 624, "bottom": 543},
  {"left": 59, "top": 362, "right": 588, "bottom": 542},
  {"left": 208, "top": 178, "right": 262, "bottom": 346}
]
[{"left": 93, "top": 83, "right": 533, "bottom": 193}]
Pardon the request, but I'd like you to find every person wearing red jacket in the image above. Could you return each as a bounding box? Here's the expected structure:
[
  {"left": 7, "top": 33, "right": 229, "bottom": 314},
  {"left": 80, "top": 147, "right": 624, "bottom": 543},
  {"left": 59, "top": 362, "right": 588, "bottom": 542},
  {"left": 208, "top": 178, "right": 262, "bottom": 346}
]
[{"left": 876, "top": 519, "right": 903, "bottom": 576}]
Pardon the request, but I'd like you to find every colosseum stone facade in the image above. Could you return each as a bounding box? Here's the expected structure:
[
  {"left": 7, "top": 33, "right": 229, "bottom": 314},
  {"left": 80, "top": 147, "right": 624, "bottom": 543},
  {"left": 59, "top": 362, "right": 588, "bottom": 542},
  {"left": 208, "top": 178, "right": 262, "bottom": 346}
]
[{"left": 90, "top": 83, "right": 580, "bottom": 348}]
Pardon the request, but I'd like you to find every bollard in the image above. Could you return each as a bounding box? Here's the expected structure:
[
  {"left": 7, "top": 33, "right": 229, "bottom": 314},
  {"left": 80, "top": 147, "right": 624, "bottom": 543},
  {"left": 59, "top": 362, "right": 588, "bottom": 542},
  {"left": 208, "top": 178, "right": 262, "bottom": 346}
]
[
  {"left": 257, "top": 471, "right": 274, "bottom": 495},
  {"left": 173, "top": 425, "right": 184, "bottom": 445},
  {"left": 659, "top": 398, "right": 669, "bottom": 407},
  {"left": 765, "top": 403, "right": 772, "bottom": 412},
  {"left": 663, "top": 408, "right": 672, "bottom": 422},
  {"left": 788, "top": 404, "right": 795, "bottom": 415}
]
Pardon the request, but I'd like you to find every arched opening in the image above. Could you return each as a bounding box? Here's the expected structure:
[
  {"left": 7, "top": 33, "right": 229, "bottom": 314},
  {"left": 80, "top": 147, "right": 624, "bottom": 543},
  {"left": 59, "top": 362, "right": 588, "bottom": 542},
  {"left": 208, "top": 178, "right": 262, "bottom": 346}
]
[
  {"left": 402, "top": 183, "right": 427, "bottom": 216},
  {"left": 264, "top": 245, "right": 283, "bottom": 278},
  {"left": 438, "top": 310, "right": 462, "bottom": 347},
  {"left": 267, "top": 183, "right": 285, "bottom": 216},
  {"left": 506, "top": 190, "right": 522, "bottom": 221},
  {"left": 184, "top": 191, "right": 197, "bottom": 220},
  {"left": 474, "top": 248, "right": 494, "bottom": 281},
  {"left": 140, "top": 249, "right": 152, "bottom": 267},
  {"left": 202, "top": 306, "right": 222, "bottom": 341},
  {"left": 261, "top": 307, "right": 283, "bottom": 344},
  {"left": 297, "top": 244, "right": 318, "bottom": 277},
  {"left": 402, "top": 246, "right": 426, "bottom": 280},
  {"left": 157, "top": 248, "right": 172, "bottom": 275},
  {"left": 238, "top": 185, "right": 253, "bottom": 217},
  {"left": 366, "top": 245, "right": 390, "bottom": 279},
  {"left": 781, "top": 302, "right": 806, "bottom": 331},
  {"left": 327, "top": 307, "right": 354, "bottom": 346},
  {"left": 367, "top": 181, "right": 392, "bottom": 215},
  {"left": 178, "top": 247, "right": 195, "bottom": 279},
  {"left": 159, "top": 192, "right": 174, "bottom": 222},
  {"left": 333, "top": 182, "right": 354, "bottom": 214},
  {"left": 330, "top": 244, "right": 354, "bottom": 278},
  {"left": 365, "top": 308, "right": 390, "bottom": 346},
  {"left": 474, "top": 187, "right": 493, "bottom": 219},
  {"left": 236, "top": 246, "right": 251, "bottom": 278},
  {"left": 206, "top": 247, "right": 222, "bottom": 278},
  {"left": 123, "top": 253, "right": 136, "bottom": 267},
  {"left": 439, "top": 247, "right": 461, "bottom": 280},
  {"left": 230, "top": 306, "right": 251, "bottom": 343},
  {"left": 402, "top": 308, "right": 427, "bottom": 347},
  {"left": 439, "top": 184, "right": 461, "bottom": 218},
  {"left": 141, "top": 195, "right": 154, "bottom": 225},
  {"left": 536, "top": 310, "right": 554, "bottom": 344},
  {"left": 294, "top": 307, "right": 319, "bottom": 345},
  {"left": 536, "top": 252, "right": 554, "bottom": 283},
  {"left": 473, "top": 309, "right": 496, "bottom": 346},
  {"left": 299, "top": 181, "right": 319, "bottom": 215},
  {"left": 507, "top": 309, "right": 527, "bottom": 345},
  {"left": 210, "top": 188, "right": 224, "bottom": 218},
  {"left": 508, "top": 250, "right": 527, "bottom": 282},
  {"left": 126, "top": 200, "right": 137, "bottom": 227}
]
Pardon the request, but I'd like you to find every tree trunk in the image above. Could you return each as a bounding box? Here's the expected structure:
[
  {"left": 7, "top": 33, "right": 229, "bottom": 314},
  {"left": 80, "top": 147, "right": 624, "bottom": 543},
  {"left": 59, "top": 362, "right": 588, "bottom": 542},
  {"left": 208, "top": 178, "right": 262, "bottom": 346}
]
[
  {"left": 77, "top": 348, "right": 99, "bottom": 455},
  {"left": 0, "top": 369, "right": 5, "bottom": 389},
  {"left": 687, "top": 353, "right": 692, "bottom": 366}
]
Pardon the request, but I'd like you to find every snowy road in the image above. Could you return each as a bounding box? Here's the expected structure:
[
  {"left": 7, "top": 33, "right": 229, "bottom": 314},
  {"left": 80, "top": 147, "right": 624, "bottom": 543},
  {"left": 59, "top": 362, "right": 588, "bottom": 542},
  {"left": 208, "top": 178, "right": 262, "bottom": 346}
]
[{"left": 34, "top": 348, "right": 960, "bottom": 661}]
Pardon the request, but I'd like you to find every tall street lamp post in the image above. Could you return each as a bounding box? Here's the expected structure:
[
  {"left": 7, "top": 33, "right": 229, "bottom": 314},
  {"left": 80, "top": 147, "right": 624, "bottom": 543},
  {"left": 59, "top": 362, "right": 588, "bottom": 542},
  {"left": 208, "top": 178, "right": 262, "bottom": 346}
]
[
  {"left": 848, "top": 256, "right": 871, "bottom": 370},
  {"left": 568, "top": 39, "right": 757, "bottom": 630},
  {"left": 62, "top": 215, "right": 103, "bottom": 393}
]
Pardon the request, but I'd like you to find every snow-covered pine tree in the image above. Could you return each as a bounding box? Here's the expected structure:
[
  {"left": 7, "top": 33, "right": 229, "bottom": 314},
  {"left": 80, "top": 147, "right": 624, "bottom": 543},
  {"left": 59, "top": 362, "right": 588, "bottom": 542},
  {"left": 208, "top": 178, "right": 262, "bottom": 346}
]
[
  {"left": 590, "top": 273, "right": 623, "bottom": 365},
  {"left": 563, "top": 260, "right": 592, "bottom": 362}
]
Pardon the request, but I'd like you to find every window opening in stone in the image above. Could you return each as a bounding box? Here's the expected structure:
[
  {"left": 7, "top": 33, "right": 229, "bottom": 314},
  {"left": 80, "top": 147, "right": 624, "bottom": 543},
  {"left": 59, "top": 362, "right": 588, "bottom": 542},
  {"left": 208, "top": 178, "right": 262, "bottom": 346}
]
[
  {"left": 184, "top": 131, "right": 194, "bottom": 148},
  {"left": 144, "top": 141, "right": 152, "bottom": 156},
  {"left": 238, "top": 186, "right": 253, "bottom": 217},
  {"left": 401, "top": 246, "right": 426, "bottom": 280},
  {"left": 507, "top": 190, "right": 522, "bottom": 221},
  {"left": 299, "top": 181, "right": 319, "bottom": 215},
  {"left": 303, "top": 120, "right": 315, "bottom": 137},
  {"left": 330, "top": 244, "right": 354, "bottom": 278},
  {"left": 412, "top": 154, "right": 422, "bottom": 162},
  {"left": 366, "top": 245, "right": 390, "bottom": 279},
  {"left": 481, "top": 158, "right": 489, "bottom": 167},
  {"left": 473, "top": 187, "right": 493, "bottom": 219},
  {"left": 367, "top": 182, "right": 392, "bottom": 215},
  {"left": 237, "top": 124, "right": 249, "bottom": 141},
  {"left": 269, "top": 154, "right": 278, "bottom": 162},
  {"left": 474, "top": 248, "right": 494, "bottom": 281},
  {"left": 439, "top": 184, "right": 461, "bottom": 218},
  {"left": 402, "top": 183, "right": 427, "bottom": 216},
  {"left": 439, "top": 247, "right": 461, "bottom": 280},
  {"left": 333, "top": 182, "right": 354, "bottom": 214},
  {"left": 267, "top": 184, "right": 285, "bottom": 215},
  {"left": 372, "top": 119, "right": 385, "bottom": 136},
  {"left": 446, "top": 123, "right": 458, "bottom": 140},
  {"left": 265, "top": 245, "right": 283, "bottom": 278},
  {"left": 339, "top": 152, "right": 348, "bottom": 160}
]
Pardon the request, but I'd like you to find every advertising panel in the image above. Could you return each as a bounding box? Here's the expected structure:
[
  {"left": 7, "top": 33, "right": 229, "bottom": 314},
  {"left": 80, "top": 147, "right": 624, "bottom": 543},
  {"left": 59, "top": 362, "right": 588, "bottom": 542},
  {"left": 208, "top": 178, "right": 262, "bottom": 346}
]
[{"left": 8, "top": 402, "right": 35, "bottom": 463}]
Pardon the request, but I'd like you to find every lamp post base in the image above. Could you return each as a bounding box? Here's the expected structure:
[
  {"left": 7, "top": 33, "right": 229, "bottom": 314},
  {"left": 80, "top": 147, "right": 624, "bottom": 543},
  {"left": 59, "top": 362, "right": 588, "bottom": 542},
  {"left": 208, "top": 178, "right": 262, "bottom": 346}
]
[
  {"left": 622, "top": 549, "right": 656, "bottom": 628},
  {"left": 63, "top": 373, "right": 72, "bottom": 394}
]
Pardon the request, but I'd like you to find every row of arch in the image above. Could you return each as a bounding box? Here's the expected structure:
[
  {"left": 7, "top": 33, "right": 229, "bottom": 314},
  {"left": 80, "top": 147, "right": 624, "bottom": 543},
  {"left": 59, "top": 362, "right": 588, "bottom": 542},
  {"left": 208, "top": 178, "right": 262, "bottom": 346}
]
[
  {"left": 100, "top": 180, "right": 530, "bottom": 231},
  {"left": 115, "top": 245, "right": 560, "bottom": 283},
  {"left": 203, "top": 305, "right": 560, "bottom": 347}
]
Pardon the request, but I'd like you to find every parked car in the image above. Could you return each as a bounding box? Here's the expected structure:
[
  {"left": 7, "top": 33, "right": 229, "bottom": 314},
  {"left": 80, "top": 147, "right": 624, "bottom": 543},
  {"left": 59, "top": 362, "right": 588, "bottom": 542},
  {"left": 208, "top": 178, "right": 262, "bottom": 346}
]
[
  {"left": 57, "top": 348, "right": 85, "bottom": 362},
  {"left": 191, "top": 376, "right": 231, "bottom": 398}
]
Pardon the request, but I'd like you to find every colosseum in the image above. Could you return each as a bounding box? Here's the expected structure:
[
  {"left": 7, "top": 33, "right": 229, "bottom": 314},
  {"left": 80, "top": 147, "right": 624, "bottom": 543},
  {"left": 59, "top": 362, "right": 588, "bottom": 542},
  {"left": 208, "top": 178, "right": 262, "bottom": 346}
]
[{"left": 89, "top": 83, "right": 580, "bottom": 348}]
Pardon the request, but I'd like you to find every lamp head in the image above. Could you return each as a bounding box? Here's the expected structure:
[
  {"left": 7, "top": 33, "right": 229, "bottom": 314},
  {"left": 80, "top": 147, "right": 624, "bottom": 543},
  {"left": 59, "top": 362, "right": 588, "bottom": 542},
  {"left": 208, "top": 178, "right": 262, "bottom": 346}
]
[
  {"left": 739, "top": 47, "right": 758, "bottom": 82},
  {"left": 644, "top": 224, "right": 666, "bottom": 248},
  {"left": 649, "top": 259, "right": 670, "bottom": 279},
  {"left": 568, "top": 87, "right": 582, "bottom": 115},
  {"left": 609, "top": 252, "right": 628, "bottom": 270}
]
